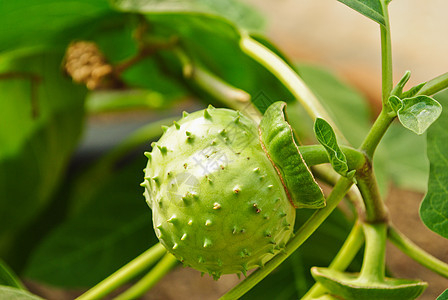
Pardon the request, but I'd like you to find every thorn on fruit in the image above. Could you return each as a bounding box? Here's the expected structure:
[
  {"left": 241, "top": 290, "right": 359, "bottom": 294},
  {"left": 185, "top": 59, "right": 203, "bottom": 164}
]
[
  {"left": 234, "top": 115, "right": 240, "bottom": 124},
  {"left": 204, "top": 109, "right": 212, "bottom": 119},
  {"left": 219, "top": 129, "right": 226, "bottom": 136},
  {"left": 241, "top": 264, "right": 248, "bottom": 277},
  {"left": 188, "top": 220, "right": 193, "bottom": 226},
  {"left": 213, "top": 202, "right": 221, "bottom": 210},
  {"left": 152, "top": 176, "right": 160, "bottom": 185},
  {"left": 207, "top": 104, "right": 215, "bottom": 110},
  {"left": 161, "top": 125, "right": 168, "bottom": 132},
  {"left": 264, "top": 230, "right": 272, "bottom": 237},
  {"left": 167, "top": 215, "right": 178, "bottom": 224},
  {"left": 157, "top": 145, "right": 168, "bottom": 155},
  {"left": 205, "top": 219, "right": 213, "bottom": 226},
  {"left": 253, "top": 167, "right": 260, "bottom": 173},
  {"left": 172, "top": 243, "right": 179, "bottom": 250},
  {"left": 267, "top": 184, "right": 273, "bottom": 189},
  {"left": 144, "top": 152, "right": 152, "bottom": 161},
  {"left": 151, "top": 142, "right": 156, "bottom": 149},
  {"left": 181, "top": 233, "right": 187, "bottom": 241},
  {"left": 198, "top": 257, "right": 205, "bottom": 264},
  {"left": 173, "top": 120, "right": 180, "bottom": 129},
  {"left": 182, "top": 111, "right": 189, "bottom": 118},
  {"left": 203, "top": 238, "right": 212, "bottom": 248},
  {"left": 263, "top": 214, "right": 270, "bottom": 220},
  {"left": 183, "top": 163, "right": 188, "bottom": 169},
  {"left": 232, "top": 226, "right": 238, "bottom": 234},
  {"left": 279, "top": 211, "right": 287, "bottom": 218},
  {"left": 233, "top": 186, "right": 240, "bottom": 194}
]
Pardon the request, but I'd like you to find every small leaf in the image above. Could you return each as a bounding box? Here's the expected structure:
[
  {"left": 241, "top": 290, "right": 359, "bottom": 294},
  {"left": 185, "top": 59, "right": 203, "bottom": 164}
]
[
  {"left": 390, "top": 70, "right": 411, "bottom": 97},
  {"left": 437, "top": 289, "right": 448, "bottom": 300},
  {"left": 336, "top": 0, "right": 386, "bottom": 27},
  {"left": 388, "top": 95, "right": 402, "bottom": 114},
  {"left": 0, "top": 260, "right": 24, "bottom": 289},
  {"left": 314, "top": 118, "right": 349, "bottom": 177},
  {"left": 401, "top": 82, "right": 426, "bottom": 98},
  {"left": 397, "top": 96, "right": 442, "bottom": 135},
  {"left": 0, "top": 286, "right": 42, "bottom": 300},
  {"left": 420, "top": 92, "right": 448, "bottom": 239}
]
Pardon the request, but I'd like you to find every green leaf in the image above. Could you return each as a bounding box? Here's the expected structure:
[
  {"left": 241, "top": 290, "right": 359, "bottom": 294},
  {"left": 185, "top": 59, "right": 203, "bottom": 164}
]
[
  {"left": 259, "top": 102, "right": 325, "bottom": 209},
  {"left": 390, "top": 95, "right": 442, "bottom": 135},
  {"left": 0, "top": 51, "right": 86, "bottom": 258},
  {"left": 110, "top": 0, "right": 264, "bottom": 32},
  {"left": 0, "top": 0, "right": 113, "bottom": 52},
  {"left": 314, "top": 118, "right": 349, "bottom": 177},
  {"left": 25, "top": 156, "right": 158, "bottom": 288},
  {"left": 420, "top": 92, "right": 448, "bottom": 239},
  {"left": 0, "top": 286, "right": 43, "bottom": 300},
  {"left": 336, "top": 0, "right": 386, "bottom": 27},
  {"left": 0, "top": 260, "right": 24, "bottom": 289},
  {"left": 437, "top": 289, "right": 448, "bottom": 300}
]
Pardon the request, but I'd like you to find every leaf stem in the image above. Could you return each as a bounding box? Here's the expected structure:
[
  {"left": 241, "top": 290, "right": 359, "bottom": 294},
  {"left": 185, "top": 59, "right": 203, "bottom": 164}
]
[
  {"left": 114, "top": 253, "right": 178, "bottom": 300},
  {"left": 301, "top": 221, "right": 364, "bottom": 299},
  {"left": 388, "top": 226, "right": 448, "bottom": 279},
  {"left": 220, "top": 177, "right": 354, "bottom": 299},
  {"left": 380, "top": 0, "right": 393, "bottom": 106},
  {"left": 239, "top": 35, "right": 348, "bottom": 143},
  {"left": 358, "top": 222, "right": 387, "bottom": 283},
  {"left": 75, "top": 243, "right": 166, "bottom": 300},
  {"left": 417, "top": 72, "right": 448, "bottom": 96}
]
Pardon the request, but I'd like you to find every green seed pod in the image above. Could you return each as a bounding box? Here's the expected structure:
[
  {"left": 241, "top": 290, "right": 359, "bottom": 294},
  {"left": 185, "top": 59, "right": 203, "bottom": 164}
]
[{"left": 142, "top": 103, "right": 320, "bottom": 279}]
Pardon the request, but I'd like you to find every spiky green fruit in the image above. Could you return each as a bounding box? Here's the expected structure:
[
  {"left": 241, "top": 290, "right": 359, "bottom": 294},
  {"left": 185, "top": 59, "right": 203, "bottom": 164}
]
[{"left": 143, "top": 106, "right": 296, "bottom": 279}]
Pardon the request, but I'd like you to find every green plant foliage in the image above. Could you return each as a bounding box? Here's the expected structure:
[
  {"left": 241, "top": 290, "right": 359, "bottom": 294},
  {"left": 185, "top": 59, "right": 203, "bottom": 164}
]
[
  {"left": 0, "top": 52, "right": 86, "bottom": 257},
  {"left": 24, "top": 156, "right": 158, "bottom": 287},
  {"left": 388, "top": 95, "right": 442, "bottom": 135},
  {"left": 420, "top": 92, "right": 448, "bottom": 239},
  {"left": 336, "top": 0, "right": 386, "bottom": 27},
  {"left": 0, "top": 260, "right": 24, "bottom": 289},
  {"left": 311, "top": 267, "right": 427, "bottom": 300},
  {"left": 437, "top": 289, "right": 448, "bottom": 300},
  {"left": 110, "top": 0, "right": 264, "bottom": 32},
  {"left": 0, "top": 286, "right": 43, "bottom": 300},
  {"left": 0, "top": 0, "right": 113, "bottom": 52},
  {"left": 314, "top": 118, "right": 350, "bottom": 177}
]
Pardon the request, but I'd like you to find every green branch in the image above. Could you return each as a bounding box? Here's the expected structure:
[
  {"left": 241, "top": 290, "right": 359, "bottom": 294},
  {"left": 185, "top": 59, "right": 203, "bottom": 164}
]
[
  {"left": 76, "top": 243, "right": 166, "bottom": 300},
  {"left": 115, "top": 253, "right": 178, "bottom": 300},
  {"left": 299, "top": 145, "right": 365, "bottom": 170},
  {"left": 380, "top": 0, "right": 393, "bottom": 106},
  {"left": 388, "top": 226, "right": 448, "bottom": 279},
  {"left": 239, "top": 35, "right": 348, "bottom": 144},
  {"left": 220, "top": 177, "right": 354, "bottom": 299}
]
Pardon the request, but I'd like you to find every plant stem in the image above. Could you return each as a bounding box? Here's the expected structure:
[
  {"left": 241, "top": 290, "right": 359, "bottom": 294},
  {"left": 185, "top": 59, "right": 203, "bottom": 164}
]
[
  {"left": 220, "top": 177, "right": 354, "bottom": 300},
  {"left": 388, "top": 226, "right": 448, "bottom": 279},
  {"left": 301, "top": 221, "right": 364, "bottom": 299},
  {"left": 114, "top": 253, "right": 178, "bottom": 300},
  {"left": 417, "top": 71, "right": 448, "bottom": 96},
  {"left": 380, "top": 0, "right": 393, "bottom": 106},
  {"left": 359, "top": 109, "right": 394, "bottom": 160},
  {"left": 76, "top": 243, "right": 166, "bottom": 300},
  {"left": 239, "top": 35, "right": 348, "bottom": 143},
  {"left": 358, "top": 222, "right": 387, "bottom": 283},
  {"left": 356, "top": 164, "right": 388, "bottom": 223},
  {"left": 299, "top": 145, "right": 365, "bottom": 170}
]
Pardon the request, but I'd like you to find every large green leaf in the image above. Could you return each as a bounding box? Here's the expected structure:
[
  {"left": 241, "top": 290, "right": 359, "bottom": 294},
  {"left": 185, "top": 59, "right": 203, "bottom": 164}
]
[
  {"left": 336, "top": 0, "right": 386, "bottom": 27},
  {"left": 0, "top": 260, "right": 24, "bottom": 289},
  {"left": 0, "top": 51, "right": 86, "bottom": 257},
  {"left": 111, "top": 0, "right": 264, "bottom": 32},
  {"left": 420, "top": 92, "right": 448, "bottom": 239},
  {"left": 0, "top": 0, "right": 113, "bottom": 52},
  {"left": 25, "top": 156, "right": 158, "bottom": 288},
  {"left": 0, "top": 286, "right": 42, "bottom": 300}
]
